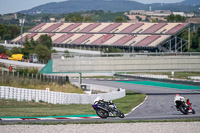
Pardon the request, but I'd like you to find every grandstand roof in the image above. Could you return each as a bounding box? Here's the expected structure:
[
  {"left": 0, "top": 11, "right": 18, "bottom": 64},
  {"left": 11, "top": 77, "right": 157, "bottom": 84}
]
[{"left": 12, "top": 22, "right": 189, "bottom": 48}]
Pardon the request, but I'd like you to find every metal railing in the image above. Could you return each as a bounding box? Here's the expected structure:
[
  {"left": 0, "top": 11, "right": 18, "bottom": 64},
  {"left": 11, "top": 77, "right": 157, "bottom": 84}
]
[
  {"left": 0, "top": 69, "right": 69, "bottom": 87},
  {"left": 52, "top": 52, "right": 200, "bottom": 59}
]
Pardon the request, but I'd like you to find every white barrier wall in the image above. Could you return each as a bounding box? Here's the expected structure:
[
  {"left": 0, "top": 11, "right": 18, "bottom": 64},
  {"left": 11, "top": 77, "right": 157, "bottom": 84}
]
[
  {"left": 0, "top": 86, "right": 125, "bottom": 104},
  {"left": 126, "top": 74, "right": 169, "bottom": 79},
  {"left": 53, "top": 56, "right": 200, "bottom": 72}
]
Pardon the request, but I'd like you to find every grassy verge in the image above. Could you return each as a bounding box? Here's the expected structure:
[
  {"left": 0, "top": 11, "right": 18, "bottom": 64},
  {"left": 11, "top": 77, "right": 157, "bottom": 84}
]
[
  {"left": 0, "top": 70, "right": 84, "bottom": 94},
  {"left": 113, "top": 91, "right": 146, "bottom": 114},
  {"left": 0, "top": 91, "right": 145, "bottom": 117},
  {"left": 121, "top": 72, "right": 200, "bottom": 79},
  {"left": 0, "top": 82, "right": 84, "bottom": 94}
]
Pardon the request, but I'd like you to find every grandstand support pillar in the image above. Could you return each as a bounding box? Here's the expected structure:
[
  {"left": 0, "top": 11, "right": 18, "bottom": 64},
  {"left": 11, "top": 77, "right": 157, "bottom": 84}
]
[
  {"left": 175, "top": 36, "right": 177, "bottom": 53},
  {"left": 188, "top": 27, "right": 190, "bottom": 50},
  {"left": 79, "top": 72, "right": 82, "bottom": 87},
  {"left": 132, "top": 47, "right": 134, "bottom": 53},
  {"left": 169, "top": 39, "right": 172, "bottom": 52},
  {"left": 181, "top": 38, "right": 183, "bottom": 53}
]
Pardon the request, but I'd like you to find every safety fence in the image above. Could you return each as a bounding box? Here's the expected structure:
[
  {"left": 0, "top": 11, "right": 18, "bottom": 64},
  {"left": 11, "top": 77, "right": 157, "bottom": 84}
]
[
  {"left": 188, "top": 76, "right": 200, "bottom": 80},
  {"left": 126, "top": 74, "right": 169, "bottom": 79},
  {"left": 0, "top": 86, "right": 125, "bottom": 104},
  {"left": 0, "top": 69, "right": 69, "bottom": 87}
]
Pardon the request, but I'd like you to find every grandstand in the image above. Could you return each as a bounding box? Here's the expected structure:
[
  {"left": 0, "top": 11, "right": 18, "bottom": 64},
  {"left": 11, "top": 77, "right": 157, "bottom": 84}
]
[{"left": 12, "top": 22, "right": 190, "bottom": 52}]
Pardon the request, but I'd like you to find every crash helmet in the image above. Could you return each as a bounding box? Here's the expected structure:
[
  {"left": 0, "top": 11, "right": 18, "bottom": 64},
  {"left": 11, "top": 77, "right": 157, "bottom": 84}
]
[{"left": 94, "top": 96, "right": 103, "bottom": 104}]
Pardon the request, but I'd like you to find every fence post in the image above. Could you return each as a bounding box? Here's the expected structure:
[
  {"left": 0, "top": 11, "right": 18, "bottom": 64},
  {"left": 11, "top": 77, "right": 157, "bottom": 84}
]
[
  {"left": 36, "top": 74, "right": 38, "bottom": 84},
  {"left": 1, "top": 69, "right": 3, "bottom": 84},
  {"left": 43, "top": 75, "right": 47, "bottom": 82},
  {"left": 22, "top": 73, "right": 24, "bottom": 86},
  {"left": 12, "top": 71, "right": 14, "bottom": 80},
  {"left": 17, "top": 72, "right": 19, "bottom": 87},
  {"left": 27, "top": 73, "right": 29, "bottom": 79},
  {"left": 32, "top": 73, "right": 33, "bottom": 84}
]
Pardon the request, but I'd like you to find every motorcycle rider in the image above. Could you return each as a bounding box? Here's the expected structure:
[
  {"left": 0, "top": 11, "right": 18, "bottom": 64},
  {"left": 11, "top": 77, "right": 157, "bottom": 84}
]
[
  {"left": 94, "top": 96, "right": 104, "bottom": 104},
  {"left": 174, "top": 94, "right": 192, "bottom": 112},
  {"left": 93, "top": 96, "right": 115, "bottom": 112},
  {"left": 92, "top": 96, "right": 125, "bottom": 118}
]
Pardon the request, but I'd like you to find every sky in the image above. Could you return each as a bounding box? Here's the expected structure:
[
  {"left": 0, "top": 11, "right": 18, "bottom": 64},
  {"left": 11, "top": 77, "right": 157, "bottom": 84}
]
[{"left": 0, "top": 0, "right": 184, "bottom": 15}]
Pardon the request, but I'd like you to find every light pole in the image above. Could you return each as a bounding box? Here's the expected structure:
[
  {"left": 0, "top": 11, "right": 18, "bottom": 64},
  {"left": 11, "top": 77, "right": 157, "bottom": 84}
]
[{"left": 19, "top": 18, "right": 25, "bottom": 47}]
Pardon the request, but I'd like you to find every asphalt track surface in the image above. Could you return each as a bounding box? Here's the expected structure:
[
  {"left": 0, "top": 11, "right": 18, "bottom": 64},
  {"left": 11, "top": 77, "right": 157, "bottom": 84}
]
[{"left": 1, "top": 79, "right": 200, "bottom": 123}]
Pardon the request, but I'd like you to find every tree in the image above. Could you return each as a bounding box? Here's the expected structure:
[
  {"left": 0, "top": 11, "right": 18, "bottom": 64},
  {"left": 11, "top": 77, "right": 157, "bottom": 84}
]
[
  {"left": 182, "top": 27, "right": 200, "bottom": 52},
  {"left": 102, "top": 46, "right": 123, "bottom": 53},
  {"left": 115, "top": 16, "right": 127, "bottom": 22},
  {"left": 6, "top": 24, "right": 20, "bottom": 39},
  {"left": 65, "top": 13, "right": 84, "bottom": 22},
  {"left": 136, "top": 16, "right": 142, "bottom": 21},
  {"left": 11, "top": 47, "right": 22, "bottom": 54},
  {"left": 0, "top": 24, "right": 20, "bottom": 40},
  {"left": 0, "top": 24, "right": 6, "bottom": 40},
  {"left": 6, "top": 50, "right": 12, "bottom": 56},
  {"left": 0, "top": 45, "right": 6, "bottom": 53},
  {"left": 38, "top": 34, "right": 52, "bottom": 49},
  {"left": 84, "top": 16, "right": 94, "bottom": 22},
  {"left": 191, "top": 27, "right": 200, "bottom": 50},
  {"left": 35, "top": 44, "right": 51, "bottom": 63},
  {"left": 166, "top": 14, "right": 186, "bottom": 22},
  {"left": 21, "top": 40, "right": 34, "bottom": 59}
]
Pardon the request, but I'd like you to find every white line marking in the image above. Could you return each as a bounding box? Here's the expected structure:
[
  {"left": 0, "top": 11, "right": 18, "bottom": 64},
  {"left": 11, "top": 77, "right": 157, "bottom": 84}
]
[
  {"left": 125, "top": 95, "right": 148, "bottom": 116},
  {"left": 1, "top": 118, "right": 22, "bottom": 121}
]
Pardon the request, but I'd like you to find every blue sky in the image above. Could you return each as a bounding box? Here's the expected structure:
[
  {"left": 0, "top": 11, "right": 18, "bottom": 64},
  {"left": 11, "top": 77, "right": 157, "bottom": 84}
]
[{"left": 0, "top": 0, "right": 183, "bottom": 15}]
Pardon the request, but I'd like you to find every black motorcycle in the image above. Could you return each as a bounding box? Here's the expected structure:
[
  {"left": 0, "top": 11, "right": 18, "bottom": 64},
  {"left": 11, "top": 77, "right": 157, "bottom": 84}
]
[
  {"left": 175, "top": 99, "right": 195, "bottom": 115},
  {"left": 92, "top": 100, "right": 124, "bottom": 119}
]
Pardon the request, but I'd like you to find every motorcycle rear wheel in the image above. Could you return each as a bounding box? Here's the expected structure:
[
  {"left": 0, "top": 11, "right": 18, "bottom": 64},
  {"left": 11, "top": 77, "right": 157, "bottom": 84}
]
[
  {"left": 192, "top": 109, "right": 195, "bottom": 114},
  {"left": 179, "top": 105, "right": 188, "bottom": 115},
  {"left": 96, "top": 109, "right": 109, "bottom": 119}
]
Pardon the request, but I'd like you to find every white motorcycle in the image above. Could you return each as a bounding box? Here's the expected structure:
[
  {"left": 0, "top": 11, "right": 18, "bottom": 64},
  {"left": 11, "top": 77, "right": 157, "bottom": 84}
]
[{"left": 174, "top": 94, "right": 195, "bottom": 115}]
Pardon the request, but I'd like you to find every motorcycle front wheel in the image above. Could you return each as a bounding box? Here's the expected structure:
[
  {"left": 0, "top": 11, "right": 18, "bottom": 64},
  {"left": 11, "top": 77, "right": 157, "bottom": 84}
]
[
  {"left": 117, "top": 110, "right": 125, "bottom": 118},
  {"left": 96, "top": 109, "right": 109, "bottom": 119}
]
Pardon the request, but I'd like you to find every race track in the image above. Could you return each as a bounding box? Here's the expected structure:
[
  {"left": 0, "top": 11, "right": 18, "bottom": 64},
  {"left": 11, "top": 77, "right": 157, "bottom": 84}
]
[
  {"left": 1, "top": 78, "right": 200, "bottom": 123},
  {"left": 76, "top": 79, "right": 200, "bottom": 121}
]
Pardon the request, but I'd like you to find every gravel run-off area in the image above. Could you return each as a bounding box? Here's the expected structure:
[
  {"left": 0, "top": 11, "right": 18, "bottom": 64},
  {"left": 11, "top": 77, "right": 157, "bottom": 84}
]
[{"left": 0, "top": 122, "right": 200, "bottom": 133}]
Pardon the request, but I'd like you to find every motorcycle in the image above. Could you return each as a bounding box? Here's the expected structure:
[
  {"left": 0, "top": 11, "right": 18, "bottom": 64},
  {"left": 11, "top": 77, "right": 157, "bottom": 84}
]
[
  {"left": 175, "top": 99, "right": 195, "bottom": 115},
  {"left": 92, "top": 100, "right": 125, "bottom": 119}
]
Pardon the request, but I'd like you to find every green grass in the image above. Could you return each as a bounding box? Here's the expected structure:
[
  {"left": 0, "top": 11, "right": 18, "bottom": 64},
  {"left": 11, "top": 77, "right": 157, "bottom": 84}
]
[
  {"left": 123, "top": 72, "right": 200, "bottom": 79},
  {"left": 0, "top": 70, "right": 84, "bottom": 94},
  {"left": 0, "top": 91, "right": 145, "bottom": 117},
  {"left": 113, "top": 91, "right": 146, "bottom": 113}
]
